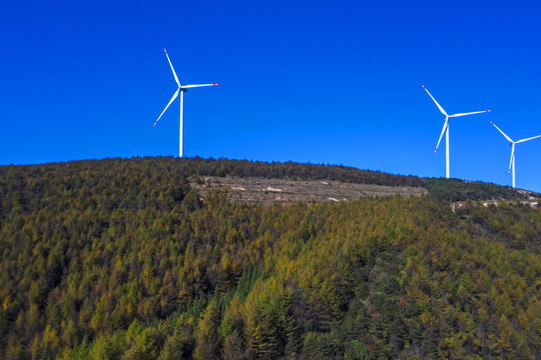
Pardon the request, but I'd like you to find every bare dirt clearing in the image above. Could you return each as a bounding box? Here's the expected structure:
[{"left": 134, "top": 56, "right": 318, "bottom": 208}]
[{"left": 190, "top": 176, "right": 427, "bottom": 205}]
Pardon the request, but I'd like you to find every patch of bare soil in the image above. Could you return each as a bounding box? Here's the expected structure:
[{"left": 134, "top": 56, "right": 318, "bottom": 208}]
[
  {"left": 450, "top": 198, "right": 539, "bottom": 211},
  {"left": 190, "top": 176, "right": 427, "bottom": 205}
]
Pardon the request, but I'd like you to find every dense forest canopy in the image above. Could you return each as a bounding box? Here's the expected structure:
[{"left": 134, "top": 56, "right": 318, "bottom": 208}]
[{"left": 0, "top": 157, "right": 540, "bottom": 359}]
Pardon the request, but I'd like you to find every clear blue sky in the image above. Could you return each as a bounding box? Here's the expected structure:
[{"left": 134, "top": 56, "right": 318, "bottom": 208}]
[{"left": 2, "top": 0, "right": 541, "bottom": 192}]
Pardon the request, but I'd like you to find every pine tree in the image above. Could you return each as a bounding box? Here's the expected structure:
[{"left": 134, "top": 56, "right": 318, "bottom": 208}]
[{"left": 193, "top": 300, "right": 220, "bottom": 360}]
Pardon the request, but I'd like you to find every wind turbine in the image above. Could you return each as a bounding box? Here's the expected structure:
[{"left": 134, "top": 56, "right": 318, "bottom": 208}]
[
  {"left": 422, "top": 84, "right": 492, "bottom": 178},
  {"left": 153, "top": 48, "right": 218, "bottom": 158},
  {"left": 490, "top": 121, "right": 541, "bottom": 188}
]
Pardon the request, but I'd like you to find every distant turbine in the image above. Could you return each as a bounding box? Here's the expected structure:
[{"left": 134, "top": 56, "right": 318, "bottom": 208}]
[
  {"left": 153, "top": 48, "right": 218, "bottom": 158},
  {"left": 422, "top": 84, "right": 492, "bottom": 178},
  {"left": 490, "top": 121, "right": 541, "bottom": 188}
]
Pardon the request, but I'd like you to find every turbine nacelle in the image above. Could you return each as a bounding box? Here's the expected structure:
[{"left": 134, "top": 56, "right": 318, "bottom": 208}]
[{"left": 180, "top": 84, "right": 220, "bottom": 93}]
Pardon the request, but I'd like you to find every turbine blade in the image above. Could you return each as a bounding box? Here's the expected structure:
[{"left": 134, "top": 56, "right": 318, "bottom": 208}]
[
  {"left": 490, "top": 121, "right": 514, "bottom": 143},
  {"left": 508, "top": 144, "right": 515, "bottom": 173},
  {"left": 182, "top": 84, "right": 219, "bottom": 89},
  {"left": 516, "top": 134, "right": 541, "bottom": 143},
  {"left": 164, "top": 48, "right": 181, "bottom": 87},
  {"left": 422, "top": 84, "right": 448, "bottom": 116},
  {"left": 434, "top": 118, "right": 449, "bottom": 154},
  {"left": 153, "top": 89, "right": 180, "bottom": 127},
  {"left": 450, "top": 110, "right": 492, "bottom": 117}
]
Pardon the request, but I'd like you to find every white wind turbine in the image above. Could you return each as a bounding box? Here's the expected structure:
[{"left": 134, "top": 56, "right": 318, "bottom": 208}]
[
  {"left": 422, "top": 84, "right": 492, "bottom": 178},
  {"left": 153, "top": 48, "right": 218, "bottom": 158},
  {"left": 490, "top": 121, "right": 541, "bottom": 188}
]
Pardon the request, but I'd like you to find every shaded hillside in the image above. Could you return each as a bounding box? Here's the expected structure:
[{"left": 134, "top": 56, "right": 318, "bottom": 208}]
[{"left": 0, "top": 157, "right": 540, "bottom": 359}]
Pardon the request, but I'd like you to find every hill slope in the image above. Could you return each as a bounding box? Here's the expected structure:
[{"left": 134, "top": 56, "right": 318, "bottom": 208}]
[{"left": 0, "top": 157, "right": 540, "bottom": 359}]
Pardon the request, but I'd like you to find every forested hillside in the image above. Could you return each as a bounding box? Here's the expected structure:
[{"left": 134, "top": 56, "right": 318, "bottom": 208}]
[{"left": 0, "top": 157, "right": 540, "bottom": 359}]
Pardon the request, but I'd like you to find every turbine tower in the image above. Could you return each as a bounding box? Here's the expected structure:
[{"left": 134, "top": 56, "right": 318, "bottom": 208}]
[
  {"left": 490, "top": 121, "right": 541, "bottom": 188},
  {"left": 153, "top": 48, "right": 218, "bottom": 158},
  {"left": 422, "top": 85, "right": 492, "bottom": 178}
]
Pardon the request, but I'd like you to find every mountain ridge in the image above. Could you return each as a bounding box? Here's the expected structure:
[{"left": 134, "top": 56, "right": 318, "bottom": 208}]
[{"left": 1, "top": 156, "right": 537, "bottom": 206}]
